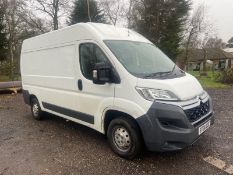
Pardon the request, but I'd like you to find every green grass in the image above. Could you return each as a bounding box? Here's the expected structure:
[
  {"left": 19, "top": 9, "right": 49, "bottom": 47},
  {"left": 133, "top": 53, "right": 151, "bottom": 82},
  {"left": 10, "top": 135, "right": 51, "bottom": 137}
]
[
  {"left": 0, "top": 75, "right": 10, "bottom": 82},
  {"left": 0, "top": 75, "right": 21, "bottom": 82},
  {"left": 188, "top": 71, "right": 231, "bottom": 89}
]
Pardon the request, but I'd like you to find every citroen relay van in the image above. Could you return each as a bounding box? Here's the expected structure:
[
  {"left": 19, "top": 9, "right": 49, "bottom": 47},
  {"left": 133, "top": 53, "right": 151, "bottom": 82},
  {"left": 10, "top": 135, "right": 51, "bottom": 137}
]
[{"left": 21, "top": 23, "right": 214, "bottom": 159}]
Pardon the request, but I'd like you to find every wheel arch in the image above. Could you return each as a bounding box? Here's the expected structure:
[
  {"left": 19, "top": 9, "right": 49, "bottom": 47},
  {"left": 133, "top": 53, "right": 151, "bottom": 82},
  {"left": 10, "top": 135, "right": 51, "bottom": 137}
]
[
  {"left": 22, "top": 89, "right": 38, "bottom": 105},
  {"left": 103, "top": 110, "right": 142, "bottom": 136},
  {"left": 29, "top": 94, "right": 37, "bottom": 103}
]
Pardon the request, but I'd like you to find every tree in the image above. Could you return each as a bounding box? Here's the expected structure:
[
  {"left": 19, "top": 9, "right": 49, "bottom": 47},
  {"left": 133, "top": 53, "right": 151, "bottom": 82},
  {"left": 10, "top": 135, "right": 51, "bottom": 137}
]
[
  {"left": 2, "top": 0, "right": 46, "bottom": 80},
  {"left": 33, "top": 0, "right": 70, "bottom": 30},
  {"left": 99, "top": 0, "right": 125, "bottom": 26},
  {"left": 228, "top": 37, "right": 233, "bottom": 44},
  {"left": 132, "top": 0, "right": 164, "bottom": 45},
  {"left": 183, "top": 4, "right": 211, "bottom": 70},
  {"left": 99, "top": 0, "right": 136, "bottom": 27},
  {"left": 204, "top": 37, "right": 226, "bottom": 49},
  {"left": 3, "top": 0, "right": 19, "bottom": 79},
  {"left": 159, "top": 0, "right": 191, "bottom": 60},
  {"left": 0, "top": 2, "right": 8, "bottom": 61},
  {"left": 18, "top": 8, "right": 48, "bottom": 34},
  {"left": 69, "top": 0, "right": 105, "bottom": 25},
  {"left": 126, "top": 0, "right": 137, "bottom": 28},
  {"left": 131, "top": 0, "right": 191, "bottom": 60}
]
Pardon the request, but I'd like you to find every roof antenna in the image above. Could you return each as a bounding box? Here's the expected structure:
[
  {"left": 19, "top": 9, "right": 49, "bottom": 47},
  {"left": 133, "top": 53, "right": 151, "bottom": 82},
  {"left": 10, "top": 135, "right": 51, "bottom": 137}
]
[{"left": 128, "top": 29, "right": 130, "bottom": 37}]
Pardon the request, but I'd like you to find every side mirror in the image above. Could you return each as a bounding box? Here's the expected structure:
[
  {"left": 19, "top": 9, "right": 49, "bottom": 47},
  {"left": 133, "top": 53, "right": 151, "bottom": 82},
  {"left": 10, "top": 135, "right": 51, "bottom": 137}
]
[{"left": 93, "top": 63, "right": 112, "bottom": 85}]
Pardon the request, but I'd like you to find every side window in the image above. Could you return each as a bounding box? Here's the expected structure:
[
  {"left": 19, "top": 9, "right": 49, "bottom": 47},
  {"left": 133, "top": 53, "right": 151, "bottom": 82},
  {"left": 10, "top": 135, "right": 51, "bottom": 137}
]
[
  {"left": 95, "top": 46, "right": 109, "bottom": 64},
  {"left": 80, "top": 43, "right": 95, "bottom": 80},
  {"left": 80, "top": 43, "right": 110, "bottom": 80}
]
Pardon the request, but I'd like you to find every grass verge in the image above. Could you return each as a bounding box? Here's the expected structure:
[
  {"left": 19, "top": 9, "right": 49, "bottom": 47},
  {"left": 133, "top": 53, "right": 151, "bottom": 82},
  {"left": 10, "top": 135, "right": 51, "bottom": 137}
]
[
  {"left": 188, "top": 71, "right": 232, "bottom": 89},
  {"left": 0, "top": 75, "right": 21, "bottom": 82}
]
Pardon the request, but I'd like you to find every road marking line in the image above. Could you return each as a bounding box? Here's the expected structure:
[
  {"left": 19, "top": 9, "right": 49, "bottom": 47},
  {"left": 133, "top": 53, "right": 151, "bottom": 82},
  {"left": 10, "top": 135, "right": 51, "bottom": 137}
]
[
  {"left": 204, "top": 156, "right": 226, "bottom": 169},
  {"left": 203, "top": 156, "right": 233, "bottom": 174}
]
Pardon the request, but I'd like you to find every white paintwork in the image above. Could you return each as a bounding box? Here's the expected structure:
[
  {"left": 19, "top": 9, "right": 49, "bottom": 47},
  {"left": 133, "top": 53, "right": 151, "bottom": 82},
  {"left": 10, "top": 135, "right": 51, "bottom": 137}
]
[
  {"left": 224, "top": 48, "right": 233, "bottom": 54},
  {"left": 21, "top": 23, "right": 204, "bottom": 134},
  {"left": 137, "top": 73, "right": 203, "bottom": 101}
]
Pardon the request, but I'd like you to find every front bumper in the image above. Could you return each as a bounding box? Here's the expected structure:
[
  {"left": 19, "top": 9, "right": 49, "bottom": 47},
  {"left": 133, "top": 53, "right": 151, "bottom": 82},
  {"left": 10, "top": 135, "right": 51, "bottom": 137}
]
[{"left": 136, "top": 96, "right": 214, "bottom": 152}]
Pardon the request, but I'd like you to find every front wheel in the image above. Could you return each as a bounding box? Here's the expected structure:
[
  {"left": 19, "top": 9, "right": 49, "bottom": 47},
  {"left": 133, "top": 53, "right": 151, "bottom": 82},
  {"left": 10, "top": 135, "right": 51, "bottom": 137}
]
[{"left": 107, "top": 117, "right": 143, "bottom": 159}]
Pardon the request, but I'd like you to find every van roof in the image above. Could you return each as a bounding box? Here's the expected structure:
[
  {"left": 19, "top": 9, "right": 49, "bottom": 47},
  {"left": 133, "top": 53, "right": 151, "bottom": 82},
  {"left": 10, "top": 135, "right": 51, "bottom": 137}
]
[{"left": 22, "top": 23, "right": 151, "bottom": 53}]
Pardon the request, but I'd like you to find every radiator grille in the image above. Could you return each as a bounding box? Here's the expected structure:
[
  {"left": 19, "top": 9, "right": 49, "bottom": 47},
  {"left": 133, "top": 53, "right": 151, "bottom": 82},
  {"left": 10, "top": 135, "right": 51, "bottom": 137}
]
[{"left": 185, "top": 100, "right": 210, "bottom": 123}]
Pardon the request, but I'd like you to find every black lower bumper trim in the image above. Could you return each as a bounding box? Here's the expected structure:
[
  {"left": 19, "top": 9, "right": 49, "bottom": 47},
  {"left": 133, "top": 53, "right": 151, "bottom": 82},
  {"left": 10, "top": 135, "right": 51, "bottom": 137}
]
[
  {"left": 42, "top": 102, "right": 94, "bottom": 124},
  {"left": 136, "top": 99, "right": 214, "bottom": 152}
]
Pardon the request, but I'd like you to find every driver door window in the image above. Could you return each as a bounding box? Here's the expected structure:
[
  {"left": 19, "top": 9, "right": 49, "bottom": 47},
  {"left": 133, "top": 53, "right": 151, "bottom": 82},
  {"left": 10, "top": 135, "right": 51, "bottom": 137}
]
[{"left": 80, "top": 43, "right": 110, "bottom": 80}]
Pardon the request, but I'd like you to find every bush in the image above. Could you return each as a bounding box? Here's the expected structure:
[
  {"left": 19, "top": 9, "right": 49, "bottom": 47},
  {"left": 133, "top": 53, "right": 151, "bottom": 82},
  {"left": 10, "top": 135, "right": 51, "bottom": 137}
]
[
  {"left": 0, "top": 61, "right": 19, "bottom": 80},
  {"left": 214, "top": 69, "right": 233, "bottom": 84},
  {"left": 0, "top": 61, "right": 12, "bottom": 76}
]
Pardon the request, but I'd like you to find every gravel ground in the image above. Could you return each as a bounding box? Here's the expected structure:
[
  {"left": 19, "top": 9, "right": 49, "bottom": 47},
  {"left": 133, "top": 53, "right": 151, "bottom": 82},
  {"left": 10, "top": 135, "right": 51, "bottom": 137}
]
[{"left": 0, "top": 89, "right": 232, "bottom": 175}]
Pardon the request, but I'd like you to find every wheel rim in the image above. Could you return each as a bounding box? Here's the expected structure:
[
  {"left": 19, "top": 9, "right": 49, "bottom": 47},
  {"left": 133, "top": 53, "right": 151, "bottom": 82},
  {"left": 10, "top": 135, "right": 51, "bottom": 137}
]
[
  {"left": 32, "top": 103, "right": 39, "bottom": 117},
  {"left": 113, "top": 126, "right": 131, "bottom": 152}
]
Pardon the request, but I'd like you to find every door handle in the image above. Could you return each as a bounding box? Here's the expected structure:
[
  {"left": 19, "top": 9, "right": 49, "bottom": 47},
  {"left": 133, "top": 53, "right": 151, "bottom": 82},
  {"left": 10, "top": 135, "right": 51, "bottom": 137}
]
[{"left": 78, "top": 79, "right": 83, "bottom": 91}]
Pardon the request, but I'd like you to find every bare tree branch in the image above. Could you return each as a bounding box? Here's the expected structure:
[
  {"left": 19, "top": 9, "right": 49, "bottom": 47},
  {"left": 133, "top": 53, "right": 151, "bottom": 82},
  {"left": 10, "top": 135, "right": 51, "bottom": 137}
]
[
  {"left": 183, "top": 4, "right": 214, "bottom": 71},
  {"left": 99, "top": 0, "right": 129, "bottom": 26},
  {"left": 32, "top": 0, "right": 70, "bottom": 30}
]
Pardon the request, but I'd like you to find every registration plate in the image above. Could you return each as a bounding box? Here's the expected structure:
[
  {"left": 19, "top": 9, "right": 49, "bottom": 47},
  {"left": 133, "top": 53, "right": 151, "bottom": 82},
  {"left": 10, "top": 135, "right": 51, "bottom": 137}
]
[{"left": 198, "top": 120, "right": 211, "bottom": 135}]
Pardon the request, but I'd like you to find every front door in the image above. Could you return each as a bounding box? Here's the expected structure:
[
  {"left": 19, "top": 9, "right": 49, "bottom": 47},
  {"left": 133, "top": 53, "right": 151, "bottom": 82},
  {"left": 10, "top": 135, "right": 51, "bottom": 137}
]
[{"left": 76, "top": 41, "right": 115, "bottom": 128}]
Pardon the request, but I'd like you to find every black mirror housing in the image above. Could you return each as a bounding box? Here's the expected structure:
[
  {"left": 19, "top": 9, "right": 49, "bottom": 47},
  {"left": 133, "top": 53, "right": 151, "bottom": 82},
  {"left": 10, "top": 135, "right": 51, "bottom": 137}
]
[{"left": 93, "top": 63, "right": 112, "bottom": 84}]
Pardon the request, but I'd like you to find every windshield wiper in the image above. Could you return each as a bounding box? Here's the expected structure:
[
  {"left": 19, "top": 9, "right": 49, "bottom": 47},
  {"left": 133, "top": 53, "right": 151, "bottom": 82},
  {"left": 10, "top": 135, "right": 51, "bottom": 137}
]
[
  {"left": 143, "top": 71, "right": 172, "bottom": 78},
  {"left": 143, "top": 65, "right": 177, "bottom": 79},
  {"left": 171, "top": 64, "right": 176, "bottom": 73}
]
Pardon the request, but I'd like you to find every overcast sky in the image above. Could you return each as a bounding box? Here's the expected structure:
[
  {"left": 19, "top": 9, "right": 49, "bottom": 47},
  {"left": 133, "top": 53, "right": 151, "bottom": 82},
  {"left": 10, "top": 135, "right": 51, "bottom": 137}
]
[{"left": 193, "top": 0, "right": 233, "bottom": 42}]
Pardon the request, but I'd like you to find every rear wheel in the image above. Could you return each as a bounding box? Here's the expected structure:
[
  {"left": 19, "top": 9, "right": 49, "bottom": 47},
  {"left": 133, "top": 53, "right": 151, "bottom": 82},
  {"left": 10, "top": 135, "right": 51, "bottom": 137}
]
[
  {"left": 107, "top": 117, "right": 143, "bottom": 159},
  {"left": 30, "top": 97, "right": 44, "bottom": 120}
]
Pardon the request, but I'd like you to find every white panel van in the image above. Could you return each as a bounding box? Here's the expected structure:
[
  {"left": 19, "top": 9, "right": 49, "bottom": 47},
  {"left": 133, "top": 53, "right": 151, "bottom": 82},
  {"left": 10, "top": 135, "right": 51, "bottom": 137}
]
[{"left": 21, "top": 23, "right": 214, "bottom": 159}]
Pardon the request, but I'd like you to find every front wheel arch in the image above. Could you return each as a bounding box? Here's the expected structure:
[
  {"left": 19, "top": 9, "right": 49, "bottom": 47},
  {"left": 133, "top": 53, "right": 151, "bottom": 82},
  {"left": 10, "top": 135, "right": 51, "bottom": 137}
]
[
  {"left": 29, "top": 94, "right": 37, "bottom": 103},
  {"left": 103, "top": 110, "right": 145, "bottom": 147},
  {"left": 104, "top": 110, "right": 140, "bottom": 134}
]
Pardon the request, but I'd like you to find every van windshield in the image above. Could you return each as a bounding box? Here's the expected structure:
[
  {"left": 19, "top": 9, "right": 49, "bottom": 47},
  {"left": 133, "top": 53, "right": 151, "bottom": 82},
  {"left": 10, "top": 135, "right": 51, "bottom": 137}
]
[{"left": 104, "top": 40, "right": 176, "bottom": 78}]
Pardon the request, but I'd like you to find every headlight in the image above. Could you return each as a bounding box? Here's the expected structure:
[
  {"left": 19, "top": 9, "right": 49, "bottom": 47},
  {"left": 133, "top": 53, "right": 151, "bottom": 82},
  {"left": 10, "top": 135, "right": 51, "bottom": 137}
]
[{"left": 136, "top": 87, "right": 179, "bottom": 101}]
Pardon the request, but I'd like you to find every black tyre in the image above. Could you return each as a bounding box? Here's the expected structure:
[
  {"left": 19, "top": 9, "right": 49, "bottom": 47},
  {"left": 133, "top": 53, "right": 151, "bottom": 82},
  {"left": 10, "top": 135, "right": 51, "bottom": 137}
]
[
  {"left": 30, "top": 97, "right": 44, "bottom": 120},
  {"left": 107, "top": 117, "right": 143, "bottom": 159}
]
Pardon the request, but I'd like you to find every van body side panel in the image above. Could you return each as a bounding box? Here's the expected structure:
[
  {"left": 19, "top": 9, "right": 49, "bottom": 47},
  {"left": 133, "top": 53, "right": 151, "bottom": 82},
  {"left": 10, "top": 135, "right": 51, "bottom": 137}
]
[
  {"left": 21, "top": 44, "right": 83, "bottom": 123},
  {"left": 21, "top": 25, "right": 100, "bottom": 53}
]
